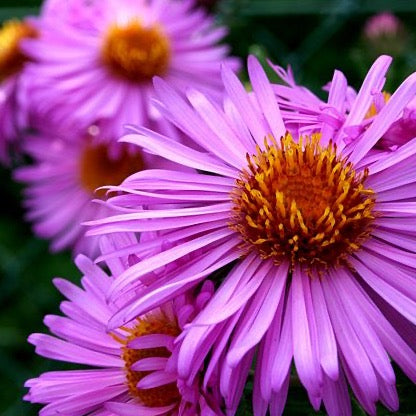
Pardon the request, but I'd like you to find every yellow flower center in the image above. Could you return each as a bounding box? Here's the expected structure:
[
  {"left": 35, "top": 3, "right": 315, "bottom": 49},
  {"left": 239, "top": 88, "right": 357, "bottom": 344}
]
[
  {"left": 79, "top": 142, "right": 144, "bottom": 198},
  {"left": 231, "top": 133, "right": 376, "bottom": 269},
  {"left": 120, "top": 316, "right": 180, "bottom": 408},
  {"left": 102, "top": 20, "right": 171, "bottom": 83},
  {"left": 0, "top": 19, "right": 36, "bottom": 81}
]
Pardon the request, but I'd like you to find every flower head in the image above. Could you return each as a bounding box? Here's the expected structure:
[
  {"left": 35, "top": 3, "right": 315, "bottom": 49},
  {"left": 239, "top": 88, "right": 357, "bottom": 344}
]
[
  {"left": 22, "top": 0, "right": 240, "bottom": 138},
  {"left": 14, "top": 127, "right": 176, "bottom": 256},
  {"left": 89, "top": 56, "right": 416, "bottom": 415},
  {"left": 273, "top": 56, "right": 416, "bottom": 151},
  {"left": 230, "top": 133, "right": 375, "bottom": 268},
  {"left": 24, "top": 235, "right": 224, "bottom": 415}
]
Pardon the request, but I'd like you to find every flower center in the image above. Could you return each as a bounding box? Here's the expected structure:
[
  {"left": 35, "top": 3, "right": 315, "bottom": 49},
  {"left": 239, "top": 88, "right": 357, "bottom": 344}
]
[
  {"left": 231, "top": 133, "right": 376, "bottom": 269},
  {"left": 102, "top": 20, "right": 170, "bottom": 83},
  {"left": 121, "top": 317, "right": 180, "bottom": 408},
  {"left": 79, "top": 143, "right": 144, "bottom": 197},
  {"left": 0, "top": 20, "right": 36, "bottom": 81}
]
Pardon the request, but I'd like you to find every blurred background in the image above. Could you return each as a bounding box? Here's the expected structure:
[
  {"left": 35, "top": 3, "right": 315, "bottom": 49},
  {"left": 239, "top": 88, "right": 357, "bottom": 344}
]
[{"left": 1, "top": 0, "right": 416, "bottom": 414}]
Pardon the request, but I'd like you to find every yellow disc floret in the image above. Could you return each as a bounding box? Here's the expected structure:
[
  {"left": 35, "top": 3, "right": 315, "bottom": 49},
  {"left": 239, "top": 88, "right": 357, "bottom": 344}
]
[
  {"left": 117, "top": 315, "right": 180, "bottom": 408},
  {"left": 102, "top": 20, "right": 170, "bottom": 83},
  {"left": 231, "top": 133, "right": 376, "bottom": 269},
  {"left": 0, "top": 19, "right": 36, "bottom": 81}
]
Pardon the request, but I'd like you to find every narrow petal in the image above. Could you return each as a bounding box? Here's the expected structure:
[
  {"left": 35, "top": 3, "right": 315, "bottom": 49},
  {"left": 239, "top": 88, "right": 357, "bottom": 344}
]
[
  {"left": 248, "top": 55, "right": 285, "bottom": 140},
  {"left": 322, "top": 273, "right": 378, "bottom": 403},
  {"left": 137, "top": 371, "right": 177, "bottom": 389},
  {"left": 351, "top": 255, "right": 416, "bottom": 325},
  {"left": 271, "top": 291, "right": 293, "bottom": 392},
  {"left": 221, "top": 63, "right": 267, "bottom": 146},
  {"left": 310, "top": 277, "right": 338, "bottom": 380},
  {"left": 322, "top": 370, "right": 351, "bottom": 416},
  {"left": 291, "top": 266, "right": 322, "bottom": 398}
]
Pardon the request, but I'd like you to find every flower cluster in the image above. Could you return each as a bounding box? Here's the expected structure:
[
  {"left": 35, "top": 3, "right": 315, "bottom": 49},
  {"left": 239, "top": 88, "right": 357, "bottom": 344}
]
[
  {"left": 1, "top": 1, "right": 415, "bottom": 415},
  {"left": 84, "top": 55, "right": 416, "bottom": 416},
  {"left": 7, "top": 0, "right": 237, "bottom": 255}
]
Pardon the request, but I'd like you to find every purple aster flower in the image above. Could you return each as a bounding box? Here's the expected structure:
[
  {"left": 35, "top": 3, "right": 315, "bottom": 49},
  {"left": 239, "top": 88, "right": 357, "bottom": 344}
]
[
  {"left": 273, "top": 56, "right": 416, "bottom": 151},
  {"left": 22, "top": 0, "right": 240, "bottom": 139},
  {"left": 0, "top": 18, "right": 37, "bottom": 164},
  {"left": 363, "top": 93, "right": 416, "bottom": 150},
  {"left": 14, "top": 127, "right": 179, "bottom": 256},
  {"left": 25, "top": 234, "right": 225, "bottom": 415},
  {"left": 380, "top": 96, "right": 416, "bottom": 148},
  {"left": 89, "top": 55, "right": 416, "bottom": 415}
]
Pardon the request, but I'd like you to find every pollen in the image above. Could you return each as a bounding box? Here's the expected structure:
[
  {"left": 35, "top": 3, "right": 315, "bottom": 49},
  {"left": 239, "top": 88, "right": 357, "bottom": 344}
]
[
  {"left": 120, "top": 316, "right": 180, "bottom": 408},
  {"left": 0, "top": 19, "right": 36, "bottom": 81},
  {"left": 102, "top": 19, "right": 170, "bottom": 83},
  {"left": 230, "top": 133, "right": 376, "bottom": 269},
  {"left": 79, "top": 142, "right": 144, "bottom": 198}
]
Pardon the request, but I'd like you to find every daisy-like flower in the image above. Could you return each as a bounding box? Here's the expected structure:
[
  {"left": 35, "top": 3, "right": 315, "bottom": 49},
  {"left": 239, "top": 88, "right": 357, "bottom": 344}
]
[
  {"left": 24, "top": 235, "right": 225, "bottom": 415},
  {"left": 22, "top": 0, "right": 239, "bottom": 138},
  {"left": 14, "top": 126, "right": 179, "bottom": 256},
  {"left": 273, "top": 56, "right": 416, "bottom": 151},
  {"left": 89, "top": 55, "right": 416, "bottom": 415},
  {"left": 0, "top": 18, "right": 37, "bottom": 164}
]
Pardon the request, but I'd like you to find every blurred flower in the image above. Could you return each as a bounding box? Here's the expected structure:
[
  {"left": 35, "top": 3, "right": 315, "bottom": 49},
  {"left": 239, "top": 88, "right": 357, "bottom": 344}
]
[
  {"left": 22, "top": 0, "right": 239, "bottom": 139},
  {"left": 0, "top": 19, "right": 36, "bottom": 164},
  {"left": 364, "top": 12, "right": 403, "bottom": 41},
  {"left": 88, "top": 56, "right": 416, "bottom": 415},
  {"left": 350, "top": 12, "right": 409, "bottom": 81},
  {"left": 14, "top": 126, "right": 180, "bottom": 256},
  {"left": 24, "top": 240, "right": 225, "bottom": 415}
]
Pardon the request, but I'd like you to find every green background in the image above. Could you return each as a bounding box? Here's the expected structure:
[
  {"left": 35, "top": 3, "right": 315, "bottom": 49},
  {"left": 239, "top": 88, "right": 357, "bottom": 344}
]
[{"left": 1, "top": 0, "right": 416, "bottom": 415}]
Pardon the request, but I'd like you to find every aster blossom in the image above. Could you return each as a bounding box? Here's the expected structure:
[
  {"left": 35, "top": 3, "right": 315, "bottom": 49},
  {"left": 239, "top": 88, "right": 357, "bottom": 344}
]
[
  {"left": 14, "top": 127, "right": 180, "bottom": 256},
  {"left": 25, "top": 234, "right": 225, "bottom": 415},
  {"left": 89, "top": 55, "right": 416, "bottom": 415},
  {"left": 273, "top": 56, "right": 416, "bottom": 151},
  {"left": 22, "top": 0, "right": 240, "bottom": 139}
]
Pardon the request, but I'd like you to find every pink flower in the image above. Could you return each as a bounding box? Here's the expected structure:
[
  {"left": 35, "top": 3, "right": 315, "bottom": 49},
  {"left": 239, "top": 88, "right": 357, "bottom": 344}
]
[
  {"left": 273, "top": 56, "right": 416, "bottom": 151},
  {"left": 14, "top": 125, "right": 181, "bottom": 256},
  {"left": 22, "top": 0, "right": 240, "bottom": 139},
  {"left": 364, "top": 12, "right": 403, "bottom": 40},
  {"left": 89, "top": 56, "right": 416, "bottom": 415},
  {"left": 25, "top": 234, "right": 225, "bottom": 415}
]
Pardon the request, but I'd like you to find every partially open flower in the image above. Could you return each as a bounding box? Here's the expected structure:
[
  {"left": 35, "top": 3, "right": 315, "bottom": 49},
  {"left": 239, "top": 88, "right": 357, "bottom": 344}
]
[{"left": 273, "top": 56, "right": 416, "bottom": 152}]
